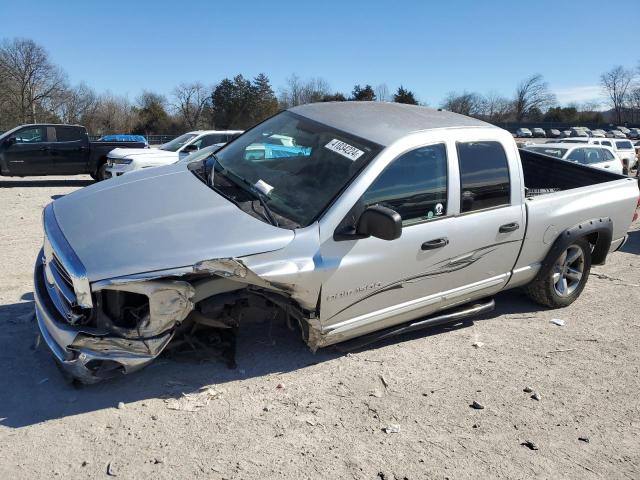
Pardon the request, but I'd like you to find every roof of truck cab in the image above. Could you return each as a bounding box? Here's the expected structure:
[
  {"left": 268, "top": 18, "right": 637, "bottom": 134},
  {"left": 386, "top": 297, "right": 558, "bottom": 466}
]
[{"left": 289, "top": 102, "right": 494, "bottom": 146}]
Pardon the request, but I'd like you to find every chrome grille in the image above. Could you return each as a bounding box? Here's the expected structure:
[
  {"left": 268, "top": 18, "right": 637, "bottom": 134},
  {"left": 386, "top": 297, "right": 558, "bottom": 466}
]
[{"left": 42, "top": 203, "right": 93, "bottom": 325}]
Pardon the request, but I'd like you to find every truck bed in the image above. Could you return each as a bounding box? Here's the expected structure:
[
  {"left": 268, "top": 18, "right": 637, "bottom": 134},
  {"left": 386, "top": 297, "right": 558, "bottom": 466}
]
[
  {"left": 508, "top": 149, "right": 639, "bottom": 288},
  {"left": 519, "top": 148, "right": 624, "bottom": 197}
]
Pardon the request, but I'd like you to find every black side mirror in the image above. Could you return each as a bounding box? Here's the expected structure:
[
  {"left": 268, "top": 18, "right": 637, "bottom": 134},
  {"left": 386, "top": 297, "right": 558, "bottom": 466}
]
[
  {"left": 183, "top": 144, "right": 199, "bottom": 153},
  {"left": 4, "top": 137, "right": 16, "bottom": 147},
  {"left": 355, "top": 205, "right": 402, "bottom": 241}
]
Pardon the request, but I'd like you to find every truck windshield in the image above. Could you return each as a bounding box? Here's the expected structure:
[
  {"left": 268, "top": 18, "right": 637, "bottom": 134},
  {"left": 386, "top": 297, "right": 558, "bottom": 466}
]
[
  {"left": 160, "top": 133, "right": 198, "bottom": 152},
  {"left": 203, "top": 111, "right": 381, "bottom": 227}
]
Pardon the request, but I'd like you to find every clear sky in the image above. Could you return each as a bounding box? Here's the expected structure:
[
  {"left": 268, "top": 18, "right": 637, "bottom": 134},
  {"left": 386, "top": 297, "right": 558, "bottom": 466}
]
[{"left": 1, "top": 0, "right": 638, "bottom": 107}]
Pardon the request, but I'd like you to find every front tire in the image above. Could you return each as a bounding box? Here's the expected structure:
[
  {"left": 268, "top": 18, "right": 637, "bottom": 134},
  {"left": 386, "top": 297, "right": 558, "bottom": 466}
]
[
  {"left": 97, "top": 162, "right": 109, "bottom": 181},
  {"left": 524, "top": 238, "right": 591, "bottom": 308}
]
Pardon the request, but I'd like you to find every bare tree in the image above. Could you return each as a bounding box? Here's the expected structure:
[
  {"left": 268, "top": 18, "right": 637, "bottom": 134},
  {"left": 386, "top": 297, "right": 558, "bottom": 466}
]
[
  {"left": 628, "top": 87, "right": 640, "bottom": 123},
  {"left": 600, "top": 66, "right": 634, "bottom": 124},
  {"left": 56, "top": 82, "right": 99, "bottom": 125},
  {"left": 441, "top": 91, "right": 484, "bottom": 116},
  {"left": 513, "top": 74, "right": 556, "bottom": 121},
  {"left": 0, "top": 38, "right": 67, "bottom": 124},
  {"left": 479, "top": 91, "right": 513, "bottom": 122},
  {"left": 375, "top": 83, "right": 390, "bottom": 102},
  {"left": 90, "top": 93, "right": 134, "bottom": 135},
  {"left": 279, "top": 74, "right": 331, "bottom": 107},
  {"left": 171, "top": 82, "right": 211, "bottom": 130}
]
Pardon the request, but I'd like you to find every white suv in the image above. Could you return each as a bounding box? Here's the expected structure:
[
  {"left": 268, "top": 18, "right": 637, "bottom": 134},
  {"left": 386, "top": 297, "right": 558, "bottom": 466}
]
[{"left": 105, "top": 130, "right": 243, "bottom": 179}]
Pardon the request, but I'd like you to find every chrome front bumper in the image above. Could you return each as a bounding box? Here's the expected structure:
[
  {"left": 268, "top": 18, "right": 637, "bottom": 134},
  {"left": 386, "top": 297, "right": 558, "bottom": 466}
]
[{"left": 34, "top": 251, "right": 172, "bottom": 383}]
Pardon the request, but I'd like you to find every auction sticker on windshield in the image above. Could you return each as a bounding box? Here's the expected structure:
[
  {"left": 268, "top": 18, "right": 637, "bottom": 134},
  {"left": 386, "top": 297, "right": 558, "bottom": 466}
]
[{"left": 325, "top": 139, "right": 364, "bottom": 161}]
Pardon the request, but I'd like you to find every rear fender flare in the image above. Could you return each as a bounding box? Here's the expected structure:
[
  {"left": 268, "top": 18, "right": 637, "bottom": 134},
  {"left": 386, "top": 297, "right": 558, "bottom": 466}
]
[{"left": 535, "top": 217, "right": 613, "bottom": 282}]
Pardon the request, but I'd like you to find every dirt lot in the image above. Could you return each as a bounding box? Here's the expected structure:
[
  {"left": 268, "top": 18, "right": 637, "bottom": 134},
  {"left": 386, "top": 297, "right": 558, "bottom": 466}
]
[{"left": 0, "top": 175, "right": 639, "bottom": 480}]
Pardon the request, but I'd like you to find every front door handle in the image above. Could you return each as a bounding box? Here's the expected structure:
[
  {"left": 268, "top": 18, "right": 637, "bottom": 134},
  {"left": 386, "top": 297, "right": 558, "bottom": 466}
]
[
  {"left": 39, "top": 146, "right": 50, "bottom": 151},
  {"left": 421, "top": 238, "right": 449, "bottom": 250},
  {"left": 499, "top": 222, "right": 520, "bottom": 233}
]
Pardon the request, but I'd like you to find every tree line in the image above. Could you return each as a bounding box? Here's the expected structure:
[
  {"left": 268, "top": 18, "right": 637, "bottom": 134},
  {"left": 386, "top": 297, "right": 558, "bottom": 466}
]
[{"left": 1, "top": 37, "right": 639, "bottom": 135}]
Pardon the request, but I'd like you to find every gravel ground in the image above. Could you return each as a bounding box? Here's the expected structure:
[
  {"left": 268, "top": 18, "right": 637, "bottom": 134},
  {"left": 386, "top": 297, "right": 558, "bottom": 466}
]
[{"left": 0, "top": 175, "right": 639, "bottom": 480}]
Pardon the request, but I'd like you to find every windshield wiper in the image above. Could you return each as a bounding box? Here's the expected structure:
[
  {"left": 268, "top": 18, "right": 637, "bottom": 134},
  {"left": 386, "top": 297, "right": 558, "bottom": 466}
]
[{"left": 211, "top": 158, "right": 279, "bottom": 227}]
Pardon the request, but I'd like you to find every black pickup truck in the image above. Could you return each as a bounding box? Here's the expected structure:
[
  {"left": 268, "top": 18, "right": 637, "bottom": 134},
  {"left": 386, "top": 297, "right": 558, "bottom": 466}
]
[{"left": 0, "top": 124, "right": 146, "bottom": 180}]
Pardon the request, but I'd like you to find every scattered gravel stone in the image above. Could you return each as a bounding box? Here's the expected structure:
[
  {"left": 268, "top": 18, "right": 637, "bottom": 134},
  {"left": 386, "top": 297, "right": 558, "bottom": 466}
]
[
  {"left": 276, "top": 383, "right": 285, "bottom": 389},
  {"left": 550, "top": 318, "right": 565, "bottom": 326},
  {"left": 369, "top": 389, "right": 383, "bottom": 398},
  {"left": 470, "top": 401, "right": 485, "bottom": 410},
  {"left": 578, "top": 436, "right": 590, "bottom": 443},
  {"left": 531, "top": 392, "right": 541, "bottom": 401},
  {"left": 523, "top": 386, "right": 533, "bottom": 393},
  {"left": 521, "top": 440, "right": 539, "bottom": 451},
  {"left": 151, "top": 415, "right": 158, "bottom": 421},
  {"left": 117, "top": 402, "right": 125, "bottom": 410},
  {"left": 106, "top": 462, "right": 117, "bottom": 476},
  {"left": 382, "top": 424, "right": 400, "bottom": 434},
  {"left": 263, "top": 404, "right": 273, "bottom": 412},
  {"left": 472, "top": 341, "right": 484, "bottom": 348}
]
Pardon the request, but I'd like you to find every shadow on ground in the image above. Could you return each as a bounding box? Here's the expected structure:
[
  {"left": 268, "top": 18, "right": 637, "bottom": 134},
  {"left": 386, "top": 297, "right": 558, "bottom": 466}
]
[
  {"left": 0, "top": 289, "right": 540, "bottom": 429},
  {"left": 0, "top": 179, "right": 93, "bottom": 188}
]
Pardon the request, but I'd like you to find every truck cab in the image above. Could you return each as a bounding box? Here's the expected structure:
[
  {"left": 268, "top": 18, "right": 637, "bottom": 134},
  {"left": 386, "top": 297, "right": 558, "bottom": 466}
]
[{"left": 0, "top": 124, "right": 88, "bottom": 176}]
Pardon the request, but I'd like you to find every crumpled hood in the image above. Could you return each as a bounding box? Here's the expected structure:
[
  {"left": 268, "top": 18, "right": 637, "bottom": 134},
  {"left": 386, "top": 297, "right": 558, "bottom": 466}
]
[
  {"left": 52, "top": 164, "right": 295, "bottom": 282},
  {"left": 108, "top": 147, "right": 178, "bottom": 161}
]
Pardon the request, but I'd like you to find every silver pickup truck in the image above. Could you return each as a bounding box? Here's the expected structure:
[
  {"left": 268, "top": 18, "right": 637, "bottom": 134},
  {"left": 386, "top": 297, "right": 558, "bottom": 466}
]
[{"left": 33, "top": 102, "right": 640, "bottom": 383}]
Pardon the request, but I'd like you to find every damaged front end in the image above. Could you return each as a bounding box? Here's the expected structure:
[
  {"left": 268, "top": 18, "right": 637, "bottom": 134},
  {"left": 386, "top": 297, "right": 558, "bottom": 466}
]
[
  {"left": 34, "top": 248, "right": 196, "bottom": 383},
  {"left": 34, "top": 204, "right": 322, "bottom": 384}
]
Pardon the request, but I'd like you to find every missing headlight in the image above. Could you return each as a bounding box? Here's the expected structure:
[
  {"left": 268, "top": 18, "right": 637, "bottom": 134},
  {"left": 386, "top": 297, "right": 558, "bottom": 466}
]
[{"left": 101, "top": 290, "right": 149, "bottom": 329}]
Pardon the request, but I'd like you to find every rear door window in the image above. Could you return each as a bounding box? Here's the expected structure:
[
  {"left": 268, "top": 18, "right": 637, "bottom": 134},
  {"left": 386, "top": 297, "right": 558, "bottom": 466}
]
[
  {"left": 583, "top": 148, "right": 603, "bottom": 165},
  {"left": 55, "top": 126, "right": 85, "bottom": 142},
  {"left": 362, "top": 143, "right": 448, "bottom": 225},
  {"left": 566, "top": 148, "right": 585, "bottom": 163},
  {"left": 601, "top": 149, "right": 615, "bottom": 161},
  {"left": 457, "top": 141, "right": 510, "bottom": 213},
  {"left": 615, "top": 141, "right": 633, "bottom": 150}
]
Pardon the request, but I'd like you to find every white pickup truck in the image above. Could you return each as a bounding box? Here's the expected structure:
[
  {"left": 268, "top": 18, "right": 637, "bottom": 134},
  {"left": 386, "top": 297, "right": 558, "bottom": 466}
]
[
  {"left": 34, "top": 102, "right": 640, "bottom": 383},
  {"left": 104, "top": 130, "right": 243, "bottom": 179}
]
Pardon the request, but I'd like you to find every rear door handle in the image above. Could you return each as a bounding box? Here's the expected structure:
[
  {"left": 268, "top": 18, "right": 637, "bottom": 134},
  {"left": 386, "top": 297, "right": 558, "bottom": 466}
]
[
  {"left": 39, "top": 146, "right": 50, "bottom": 151},
  {"left": 499, "top": 222, "right": 520, "bottom": 233},
  {"left": 421, "top": 238, "right": 449, "bottom": 250}
]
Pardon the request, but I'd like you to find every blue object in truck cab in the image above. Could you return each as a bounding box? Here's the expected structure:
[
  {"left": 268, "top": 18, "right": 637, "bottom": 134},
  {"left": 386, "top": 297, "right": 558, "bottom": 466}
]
[
  {"left": 98, "top": 134, "right": 148, "bottom": 146},
  {"left": 244, "top": 143, "right": 312, "bottom": 161}
]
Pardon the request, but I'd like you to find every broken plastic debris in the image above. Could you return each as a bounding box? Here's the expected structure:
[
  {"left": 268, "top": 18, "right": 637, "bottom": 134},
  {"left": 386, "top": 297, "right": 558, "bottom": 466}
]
[
  {"left": 550, "top": 318, "right": 565, "bottom": 326},
  {"left": 164, "top": 386, "right": 223, "bottom": 412},
  {"left": 383, "top": 424, "right": 400, "bottom": 434}
]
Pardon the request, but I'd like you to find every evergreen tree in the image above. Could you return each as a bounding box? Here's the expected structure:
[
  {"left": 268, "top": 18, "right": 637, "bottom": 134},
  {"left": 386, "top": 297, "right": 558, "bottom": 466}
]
[
  {"left": 393, "top": 86, "right": 418, "bottom": 105},
  {"left": 351, "top": 84, "right": 376, "bottom": 101}
]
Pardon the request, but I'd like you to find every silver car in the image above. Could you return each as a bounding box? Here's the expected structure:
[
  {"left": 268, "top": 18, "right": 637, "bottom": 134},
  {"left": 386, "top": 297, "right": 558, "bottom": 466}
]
[{"left": 33, "top": 102, "right": 640, "bottom": 383}]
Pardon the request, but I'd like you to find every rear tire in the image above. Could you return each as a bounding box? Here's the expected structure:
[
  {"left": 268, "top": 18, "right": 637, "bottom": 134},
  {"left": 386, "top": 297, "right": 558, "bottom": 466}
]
[
  {"left": 97, "top": 162, "right": 109, "bottom": 181},
  {"left": 524, "top": 237, "right": 591, "bottom": 308}
]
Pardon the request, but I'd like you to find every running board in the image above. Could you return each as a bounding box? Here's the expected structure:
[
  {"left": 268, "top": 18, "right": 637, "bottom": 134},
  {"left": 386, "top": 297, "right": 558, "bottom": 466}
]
[{"left": 335, "top": 297, "right": 495, "bottom": 351}]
